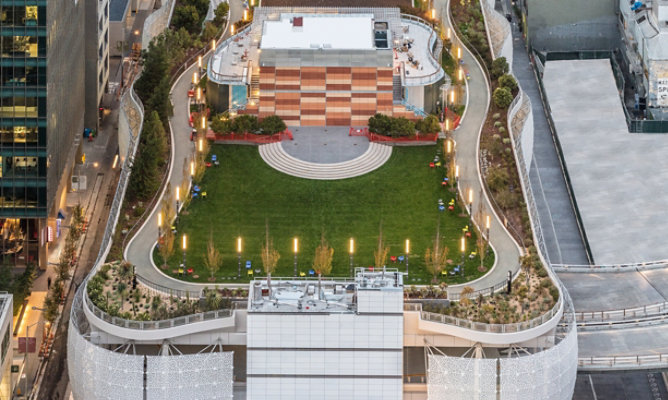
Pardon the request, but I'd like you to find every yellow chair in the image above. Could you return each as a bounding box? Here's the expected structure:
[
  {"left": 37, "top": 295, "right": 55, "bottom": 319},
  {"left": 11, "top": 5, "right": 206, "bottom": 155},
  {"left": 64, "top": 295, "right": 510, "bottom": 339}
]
[
  {"left": 441, "top": 269, "right": 448, "bottom": 276},
  {"left": 299, "top": 272, "right": 306, "bottom": 277},
  {"left": 247, "top": 269, "right": 253, "bottom": 276},
  {"left": 177, "top": 268, "right": 184, "bottom": 275}
]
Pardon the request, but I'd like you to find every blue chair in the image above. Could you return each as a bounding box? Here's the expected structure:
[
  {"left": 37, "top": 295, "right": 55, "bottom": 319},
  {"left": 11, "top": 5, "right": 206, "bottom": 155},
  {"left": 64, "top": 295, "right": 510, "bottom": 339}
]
[
  {"left": 439, "top": 205, "right": 445, "bottom": 211},
  {"left": 308, "top": 269, "right": 315, "bottom": 276},
  {"left": 245, "top": 261, "right": 252, "bottom": 269},
  {"left": 211, "top": 155, "right": 217, "bottom": 162},
  {"left": 398, "top": 255, "right": 405, "bottom": 262}
]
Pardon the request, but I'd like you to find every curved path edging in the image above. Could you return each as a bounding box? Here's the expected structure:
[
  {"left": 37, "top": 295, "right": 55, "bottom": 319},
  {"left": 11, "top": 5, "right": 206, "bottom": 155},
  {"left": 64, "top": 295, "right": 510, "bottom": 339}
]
[{"left": 259, "top": 141, "right": 392, "bottom": 180}]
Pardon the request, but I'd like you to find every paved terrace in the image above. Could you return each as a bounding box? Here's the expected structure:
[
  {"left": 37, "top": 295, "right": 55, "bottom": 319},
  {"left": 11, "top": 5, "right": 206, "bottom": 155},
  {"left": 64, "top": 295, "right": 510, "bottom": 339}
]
[{"left": 543, "top": 59, "right": 668, "bottom": 265}]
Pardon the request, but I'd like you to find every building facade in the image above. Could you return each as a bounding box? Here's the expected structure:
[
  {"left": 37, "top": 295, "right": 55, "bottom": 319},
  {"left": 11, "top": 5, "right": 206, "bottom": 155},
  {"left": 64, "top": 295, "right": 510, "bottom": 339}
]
[
  {"left": 0, "top": 0, "right": 85, "bottom": 268},
  {"left": 0, "top": 294, "right": 12, "bottom": 399},
  {"left": 207, "top": 8, "right": 445, "bottom": 126},
  {"left": 85, "top": 0, "right": 111, "bottom": 130}
]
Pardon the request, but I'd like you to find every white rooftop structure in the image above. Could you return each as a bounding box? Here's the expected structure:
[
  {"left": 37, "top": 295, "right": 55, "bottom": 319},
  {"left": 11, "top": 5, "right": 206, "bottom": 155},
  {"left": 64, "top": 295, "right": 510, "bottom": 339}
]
[
  {"left": 260, "top": 14, "right": 375, "bottom": 50},
  {"left": 248, "top": 268, "right": 403, "bottom": 313}
]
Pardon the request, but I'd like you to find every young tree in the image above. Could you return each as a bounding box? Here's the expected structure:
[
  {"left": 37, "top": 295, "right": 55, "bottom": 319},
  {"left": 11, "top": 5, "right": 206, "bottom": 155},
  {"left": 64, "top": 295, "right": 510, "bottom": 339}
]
[
  {"left": 424, "top": 222, "right": 449, "bottom": 283},
  {"left": 373, "top": 222, "right": 390, "bottom": 269},
  {"left": 214, "top": 2, "right": 230, "bottom": 25},
  {"left": 473, "top": 195, "right": 488, "bottom": 272},
  {"left": 313, "top": 233, "right": 334, "bottom": 278},
  {"left": 159, "top": 227, "right": 175, "bottom": 269},
  {"left": 119, "top": 261, "right": 134, "bottom": 284},
  {"left": 493, "top": 87, "right": 513, "bottom": 109},
  {"left": 117, "top": 281, "right": 128, "bottom": 311},
  {"left": 204, "top": 230, "right": 222, "bottom": 282},
  {"left": 416, "top": 115, "right": 441, "bottom": 134},
  {"left": 261, "top": 220, "right": 280, "bottom": 284},
  {"left": 459, "top": 286, "right": 475, "bottom": 307}
]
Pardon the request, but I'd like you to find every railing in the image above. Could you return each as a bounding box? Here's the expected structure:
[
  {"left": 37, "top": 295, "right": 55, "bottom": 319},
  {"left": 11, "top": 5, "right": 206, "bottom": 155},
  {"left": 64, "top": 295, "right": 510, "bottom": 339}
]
[
  {"left": 576, "top": 301, "right": 668, "bottom": 323},
  {"left": 552, "top": 260, "right": 668, "bottom": 271},
  {"left": 578, "top": 354, "right": 668, "bottom": 370},
  {"left": 207, "top": 24, "right": 253, "bottom": 84},
  {"left": 83, "top": 291, "right": 241, "bottom": 331},
  {"left": 404, "top": 297, "right": 562, "bottom": 334},
  {"left": 135, "top": 273, "right": 203, "bottom": 299},
  {"left": 399, "top": 14, "right": 445, "bottom": 86}
]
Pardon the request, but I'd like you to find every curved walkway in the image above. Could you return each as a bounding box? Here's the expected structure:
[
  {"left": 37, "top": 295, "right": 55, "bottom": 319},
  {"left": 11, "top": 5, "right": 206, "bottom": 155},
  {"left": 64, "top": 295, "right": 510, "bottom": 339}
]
[
  {"left": 259, "top": 141, "right": 392, "bottom": 180},
  {"left": 433, "top": 0, "right": 521, "bottom": 295}
]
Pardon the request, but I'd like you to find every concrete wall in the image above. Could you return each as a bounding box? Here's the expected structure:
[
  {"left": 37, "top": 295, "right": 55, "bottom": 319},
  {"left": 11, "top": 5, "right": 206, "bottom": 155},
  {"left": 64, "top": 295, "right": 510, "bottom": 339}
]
[{"left": 527, "top": 0, "right": 619, "bottom": 51}]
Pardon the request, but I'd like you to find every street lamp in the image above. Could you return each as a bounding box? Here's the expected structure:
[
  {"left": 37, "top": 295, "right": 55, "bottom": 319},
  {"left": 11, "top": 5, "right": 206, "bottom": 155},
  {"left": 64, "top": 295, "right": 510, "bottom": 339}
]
[
  {"left": 431, "top": 8, "right": 435, "bottom": 19},
  {"left": 211, "top": 39, "right": 216, "bottom": 51},
  {"left": 197, "top": 55, "right": 202, "bottom": 70},
  {"left": 446, "top": 27, "right": 451, "bottom": 40},
  {"left": 450, "top": 88, "right": 456, "bottom": 105},
  {"left": 182, "top": 234, "right": 187, "bottom": 276},
  {"left": 467, "top": 188, "right": 473, "bottom": 216},
  {"left": 23, "top": 306, "right": 46, "bottom": 397},
  {"left": 458, "top": 67, "right": 464, "bottom": 82},
  {"left": 243, "top": 9, "right": 248, "bottom": 21},
  {"left": 196, "top": 87, "right": 201, "bottom": 103},
  {"left": 201, "top": 116, "right": 206, "bottom": 131},
  {"left": 454, "top": 164, "right": 459, "bottom": 187},
  {"left": 293, "top": 238, "right": 298, "bottom": 277},
  {"left": 231, "top": 24, "right": 235, "bottom": 35},
  {"left": 237, "top": 237, "right": 242, "bottom": 278},
  {"left": 190, "top": 160, "right": 195, "bottom": 184},
  {"left": 198, "top": 138, "right": 203, "bottom": 153},
  {"left": 349, "top": 238, "right": 354, "bottom": 277},
  {"left": 485, "top": 215, "right": 491, "bottom": 239},
  {"left": 460, "top": 236, "right": 466, "bottom": 274},
  {"left": 457, "top": 46, "right": 462, "bottom": 60},
  {"left": 157, "top": 212, "right": 162, "bottom": 241},
  {"left": 192, "top": 71, "right": 198, "bottom": 85},
  {"left": 175, "top": 187, "right": 180, "bottom": 213},
  {"left": 405, "top": 239, "right": 410, "bottom": 274}
]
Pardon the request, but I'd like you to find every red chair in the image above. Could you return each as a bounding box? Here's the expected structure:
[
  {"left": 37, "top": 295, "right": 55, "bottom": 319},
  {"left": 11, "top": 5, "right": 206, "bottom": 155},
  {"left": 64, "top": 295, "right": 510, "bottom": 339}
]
[
  {"left": 187, "top": 268, "right": 194, "bottom": 275},
  {"left": 429, "top": 162, "right": 435, "bottom": 168},
  {"left": 390, "top": 256, "right": 397, "bottom": 263}
]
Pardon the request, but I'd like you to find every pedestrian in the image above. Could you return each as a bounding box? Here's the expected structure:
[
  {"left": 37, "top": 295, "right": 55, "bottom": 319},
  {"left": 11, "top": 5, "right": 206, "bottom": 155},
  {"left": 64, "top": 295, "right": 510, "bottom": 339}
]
[{"left": 47, "top": 276, "right": 51, "bottom": 290}]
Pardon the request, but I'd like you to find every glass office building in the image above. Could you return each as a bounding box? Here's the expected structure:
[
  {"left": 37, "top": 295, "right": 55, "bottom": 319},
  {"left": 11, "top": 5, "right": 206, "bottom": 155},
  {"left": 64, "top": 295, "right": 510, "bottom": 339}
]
[{"left": 0, "top": 0, "right": 85, "bottom": 268}]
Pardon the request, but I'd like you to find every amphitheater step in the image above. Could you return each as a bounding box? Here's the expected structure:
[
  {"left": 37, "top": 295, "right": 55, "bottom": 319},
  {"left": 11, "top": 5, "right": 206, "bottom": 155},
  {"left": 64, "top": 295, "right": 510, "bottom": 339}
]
[{"left": 259, "top": 142, "right": 392, "bottom": 180}]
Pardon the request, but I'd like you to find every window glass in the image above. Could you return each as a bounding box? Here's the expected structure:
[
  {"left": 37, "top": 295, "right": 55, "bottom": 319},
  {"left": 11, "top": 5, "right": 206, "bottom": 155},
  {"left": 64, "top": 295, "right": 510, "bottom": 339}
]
[
  {"left": 1, "top": 36, "right": 38, "bottom": 58},
  {"left": 0, "top": 96, "right": 38, "bottom": 117}
]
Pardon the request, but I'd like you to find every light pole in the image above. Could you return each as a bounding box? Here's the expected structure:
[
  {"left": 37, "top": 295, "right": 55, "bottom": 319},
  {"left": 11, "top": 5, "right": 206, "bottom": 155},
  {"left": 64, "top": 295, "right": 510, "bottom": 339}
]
[
  {"left": 405, "top": 239, "right": 410, "bottom": 274},
  {"left": 190, "top": 160, "right": 195, "bottom": 185},
  {"left": 349, "top": 238, "right": 354, "bottom": 277},
  {"left": 467, "top": 188, "right": 473, "bottom": 216},
  {"left": 454, "top": 164, "right": 459, "bottom": 188},
  {"left": 293, "top": 238, "right": 298, "bottom": 277},
  {"left": 197, "top": 55, "right": 202, "bottom": 70},
  {"left": 460, "top": 236, "right": 466, "bottom": 275},
  {"left": 182, "top": 234, "right": 187, "bottom": 276},
  {"left": 485, "top": 215, "right": 491, "bottom": 240},
  {"left": 157, "top": 212, "right": 162, "bottom": 242},
  {"left": 237, "top": 237, "right": 242, "bottom": 278},
  {"left": 23, "top": 306, "right": 45, "bottom": 398},
  {"left": 175, "top": 187, "right": 180, "bottom": 214},
  {"left": 198, "top": 137, "right": 203, "bottom": 153}
]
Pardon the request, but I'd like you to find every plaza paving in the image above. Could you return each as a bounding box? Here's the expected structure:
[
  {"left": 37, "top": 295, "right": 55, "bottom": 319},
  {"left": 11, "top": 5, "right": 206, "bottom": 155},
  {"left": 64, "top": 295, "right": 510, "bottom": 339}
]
[
  {"left": 543, "top": 59, "right": 668, "bottom": 265},
  {"left": 578, "top": 324, "right": 668, "bottom": 357},
  {"left": 280, "top": 126, "right": 369, "bottom": 163}
]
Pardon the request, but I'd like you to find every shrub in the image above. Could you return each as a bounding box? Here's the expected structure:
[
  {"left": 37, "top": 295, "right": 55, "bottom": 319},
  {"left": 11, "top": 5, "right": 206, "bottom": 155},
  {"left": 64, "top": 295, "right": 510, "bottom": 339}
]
[
  {"left": 486, "top": 166, "right": 509, "bottom": 192},
  {"left": 368, "top": 113, "right": 392, "bottom": 135},
  {"left": 172, "top": 5, "right": 201, "bottom": 35},
  {"left": 498, "top": 74, "right": 518, "bottom": 92},
  {"left": 549, "top": 286, "right": 559, "bottom": 302},
  {"left": 491, "top": 57, "right": 509, "bottom": 79},
  {"left": 231, "top": 114, "right": 259, "bottom": 133},
  {"left": 492, "top": 113, "right": 500, "bottom": 119},
  {"left": 214, "top": 2, "right": 229, "bottom": 25},
  {"left": 390, "top": 117, "right": 416, "bottom": 137},
  {"left": 211, "top": 114, "right": 233, "bottom": 134},
  {"left": 416, "top": 115, "right": 441, "bottom": 134},
  {"left": 494, "top": 121, "right": 502, "bottom": 128},
  {"left": 493, "top": 87, "right": 513, "bottom": 109},
  {"left": 259, "top": 115, "right": 287, "bottom": 134}
]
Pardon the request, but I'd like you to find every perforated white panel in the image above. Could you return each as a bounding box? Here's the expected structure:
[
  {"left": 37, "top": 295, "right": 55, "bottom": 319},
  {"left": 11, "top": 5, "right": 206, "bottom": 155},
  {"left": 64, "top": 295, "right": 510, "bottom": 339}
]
[
  {"left": 499, "top": 325, "right": 578, "bottom": 400},
  {"left": 146, "top": 352, "right": 234, "bottom": 399},
  {"left": 68, "top": 321, "right": 144, "bottom": 400},
  {"left": 427, "top": 354, "right": 497, "bottom": 400}
]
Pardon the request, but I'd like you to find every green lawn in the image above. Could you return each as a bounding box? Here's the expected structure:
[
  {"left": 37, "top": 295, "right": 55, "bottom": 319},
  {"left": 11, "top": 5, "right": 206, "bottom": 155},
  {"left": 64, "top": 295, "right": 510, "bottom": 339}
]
[{"left": 155, "top": 144, "right": 494, "bottom": 284}]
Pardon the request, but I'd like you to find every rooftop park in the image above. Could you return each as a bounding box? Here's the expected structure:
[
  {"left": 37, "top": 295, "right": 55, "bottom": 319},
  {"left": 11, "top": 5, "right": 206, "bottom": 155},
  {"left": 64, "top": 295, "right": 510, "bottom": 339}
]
[{"left": 152, "top": 137, "right": 494, "bottom": 285}]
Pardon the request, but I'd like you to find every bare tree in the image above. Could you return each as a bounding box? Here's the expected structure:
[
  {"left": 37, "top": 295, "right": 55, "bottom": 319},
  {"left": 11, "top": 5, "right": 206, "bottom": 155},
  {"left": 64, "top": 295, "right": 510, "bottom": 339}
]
[
  {"left": 159, "top": 228, "right": 175, "bottom": 269},
  {"left": 204, "top": 230, "right": 222, "bottom": 282},
  {"left": 424, "top": 221, "right": 449, "bottom": 283},
  {"left": 374, "top": 222, "right": 390, "bottom": 269},
  {"left": 473, "top": 191, "right": 488, "bottom": 271},
  {"left": 313, "top": 233, "right": 334, "bottom": 277},
  {"left": 261, "top": 220, "right": 280, "bottom": 287},
  {"left": 459, "top": 286, "right": 474, "bottom": 307}
]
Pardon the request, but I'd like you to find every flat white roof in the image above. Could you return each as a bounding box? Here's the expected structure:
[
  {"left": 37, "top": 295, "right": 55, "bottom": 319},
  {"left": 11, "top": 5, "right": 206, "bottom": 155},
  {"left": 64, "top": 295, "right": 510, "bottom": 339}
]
[{"left": 260, "top": 14, "right": 374, "bottom": 50}]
